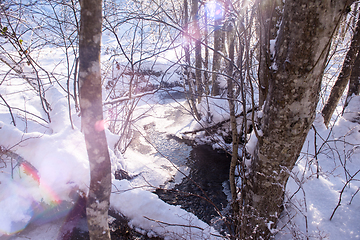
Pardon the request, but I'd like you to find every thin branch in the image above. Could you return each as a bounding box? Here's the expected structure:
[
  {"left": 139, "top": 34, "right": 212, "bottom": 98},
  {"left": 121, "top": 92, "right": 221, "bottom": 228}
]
[
  {"left": 0, "top": 94, "right": 16, "bottom": 126},
  {"left": 330, "top": 169, "right": 360, "bottom": 220},
  {"left": 143, "top": 216, "right": 205, "bottom": 231}
]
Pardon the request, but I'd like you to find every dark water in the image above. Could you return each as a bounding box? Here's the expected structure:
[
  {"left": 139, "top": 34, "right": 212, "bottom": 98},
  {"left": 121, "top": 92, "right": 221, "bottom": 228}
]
[{"left": 155, "top": 143, "right": 231, "bottom": 231}]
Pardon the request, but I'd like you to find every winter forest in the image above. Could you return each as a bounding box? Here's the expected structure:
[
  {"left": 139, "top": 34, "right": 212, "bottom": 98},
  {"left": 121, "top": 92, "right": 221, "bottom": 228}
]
[{"left": 0, "top": 0, "right": 359, "bottom": 239}]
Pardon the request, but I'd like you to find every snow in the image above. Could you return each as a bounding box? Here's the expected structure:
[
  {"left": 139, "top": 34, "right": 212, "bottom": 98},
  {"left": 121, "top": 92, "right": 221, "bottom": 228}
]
[
  {"left": 111, "top": 180, "right": 221, "bottom": 240},
  {"left": 270, "top": 39, "right": 276, "bottom": 58},
  {"left": 0, "top": 65, "right": 225, "bottom": 238},
  {"left": 0, "top": 14, "right": 360, "bottom": 240},
  {"left": 1, "top": 80, "right": 358, "bottom": 240},
  {"left": 276, "top": 113, "right": 360, "bottom": 239},
  {"left": 245, "top": 130, "right": 258, "bottom": 156}
]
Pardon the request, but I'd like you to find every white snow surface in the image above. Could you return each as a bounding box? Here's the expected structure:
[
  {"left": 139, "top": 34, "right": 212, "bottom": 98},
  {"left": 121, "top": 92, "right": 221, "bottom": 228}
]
[
  {"left": 111, "top": 180, "right": 220, "bottom": 240},
  {"left": 0, "top": 51, "right": 359, "bottom": 240},
  {"left": 0, "top": 81, "right": 222, "bottom": 239}
]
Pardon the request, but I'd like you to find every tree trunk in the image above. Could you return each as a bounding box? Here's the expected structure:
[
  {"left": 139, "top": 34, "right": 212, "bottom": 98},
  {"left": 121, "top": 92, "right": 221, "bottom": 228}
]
[
  {"left": 241, "top": 1, "right": 354, "bottom": 239},
  {"left": 211, "top": 3, "right": 225, "bottom": 96},
  {"left": 79, "top": 0, "right": 112, "bottom": 239},
  {"left": 322, "top": 14, "right": 360, "bottom": 127},
  {"left": 191, "top": 0, "right": 203, "bottom": 103},
  {"left": 345, "top": 47, "right": 360, "bottom": 107},
  {"left": 183, "top": 0, "right": 201, "bottom": 120},
  {"left": 226, "top": 16, "right": 239, "bottom": 215},
  {"left": 257, "top": 0, "right": 282, "bottom": 107},
  {"left": 204, "top": 12, "right": 210, "bottom": 96}
]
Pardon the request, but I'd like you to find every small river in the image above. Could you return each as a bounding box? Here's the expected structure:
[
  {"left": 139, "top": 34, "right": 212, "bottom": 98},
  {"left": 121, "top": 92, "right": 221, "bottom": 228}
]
[{"left": 141, "top": 121, "right": 232, "bottom": 235}]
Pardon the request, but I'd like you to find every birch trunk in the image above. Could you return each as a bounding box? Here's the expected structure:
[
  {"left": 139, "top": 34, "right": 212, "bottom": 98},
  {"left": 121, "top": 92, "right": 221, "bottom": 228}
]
[
  {"left": 242, "top": 1, "right": 354, "bottom": 239},
  {"left": 79, "top": 0, "right": 112, "bottom": 239}
]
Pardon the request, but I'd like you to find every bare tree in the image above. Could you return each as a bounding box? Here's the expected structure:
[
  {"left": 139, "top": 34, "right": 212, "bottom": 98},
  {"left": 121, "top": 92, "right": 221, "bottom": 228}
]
[
  {"left": 345, "top": 46, "right": 360, "bottom": 106},
  {"left": 322, "top": 13, "right": 360, "bottom": 127},
  {"left": 211, "top": 1, "right": 226, "bottom": 96},
  {"left": 225, "top": 5, "right": 240, "bottom": 225},
  {"left": 240, "top": 1, "right": 355, "bottom": 239},
  {"left": 79, "top": 0, "right": 111, "bottom": 239},
  {"left": 191, "top": 0, "right": 203, "bottom": 103},
  {"left": 257, "top": 0, "right": 283, "bottom": 108},
  {"left": 345, "top": 6, "right": 360, "bottom": 108}
]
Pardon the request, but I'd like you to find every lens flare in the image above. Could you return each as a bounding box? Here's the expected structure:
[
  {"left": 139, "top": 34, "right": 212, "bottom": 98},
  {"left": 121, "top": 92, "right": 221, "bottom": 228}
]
[
  {"left": 205, "top": 1, "right": 224, "bottom": 21},
  {"left": 20, "top": 162, "right": 61, "bottom": 203},
  {"left": 94, "top": 119, "right": 108, "bottom": 132}
]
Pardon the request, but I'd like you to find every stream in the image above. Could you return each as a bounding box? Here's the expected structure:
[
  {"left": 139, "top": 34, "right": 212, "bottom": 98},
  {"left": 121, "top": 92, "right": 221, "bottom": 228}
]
[
  {"left": 142, "top": 122, "right": 232, "bottom": 235},
  {"left": 9, "top": 92, "right": 233, "bottom": 240},
  {"left": 155, "top": 143, "right": 231, "bottom": 232}
]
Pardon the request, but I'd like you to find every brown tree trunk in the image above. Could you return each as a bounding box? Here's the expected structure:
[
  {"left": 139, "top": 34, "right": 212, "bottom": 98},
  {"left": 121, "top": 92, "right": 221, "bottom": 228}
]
[
  {"left": 322, "top": 14, "right": 360, "bottom": 127},
  {"left": 79, "top": 0, "right": 112, "bottom": 239},
  {"left": 345, "top": 49, "right": 360, "bottom": 107},
  {"left": 345, "top": 14, "right": 360, "bottom": 109},
  {"left": 257, "top": 0, "right": 283, "bottom": 107},
  {"left": 241, "top": 1, "right": 354, "bottom": 239}
]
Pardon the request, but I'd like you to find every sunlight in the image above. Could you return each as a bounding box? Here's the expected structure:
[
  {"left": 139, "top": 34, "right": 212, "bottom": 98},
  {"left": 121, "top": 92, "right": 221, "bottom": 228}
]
[{"left": 204, "top": 1, "right": 224, "bottom": 21}]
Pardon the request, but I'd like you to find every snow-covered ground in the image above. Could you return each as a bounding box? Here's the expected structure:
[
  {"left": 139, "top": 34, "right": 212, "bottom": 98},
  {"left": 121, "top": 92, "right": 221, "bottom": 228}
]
[
  {"left": 0, "top": 81, "right": 222, "bottom": 239},
  {"left": 0, "top": 27, "right": 359, "bottom": 240}
]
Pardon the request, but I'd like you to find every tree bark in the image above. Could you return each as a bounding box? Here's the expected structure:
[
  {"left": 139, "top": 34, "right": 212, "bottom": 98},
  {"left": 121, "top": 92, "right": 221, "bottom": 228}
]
[
  {"left": 257, "top": 0, "right": 283, "bottom": 107},
  {"left": 211, "top": 2, "right": 225, "bottom": 96},
  {"left": 183, "top": 0, "right": 201, "bottom": 120},
  {"left": 226, "top": 16, "right": 239, "bottom": 216},
  {"left": 322, "top": 14, "right": 360, "bottom": 127},
  {"left": 241, "top": 1, "right": 354, "bottom": 239},
  {"left": 345, "top": 46, "right": 360, "bottom": 107},
  {"left": 191, "top": 0, "right": 203, "bottom": 103},
  {"left": 79, "top": 0, "right": 112, "bottom": 239},
  {"left": 204, "top": 12, "right": 210, "bottom": 95}
]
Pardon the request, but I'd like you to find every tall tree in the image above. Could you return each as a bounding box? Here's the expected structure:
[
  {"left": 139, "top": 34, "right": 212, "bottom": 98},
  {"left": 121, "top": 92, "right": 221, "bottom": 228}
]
[
  {"left": 211, "top": 0, "right": 226, "bottom": 96},
  {"left": 183, "top": 0, "right": 201, "bottom": 120},
  {"left": 322, "top": 14, "right": 360, "bottom": 127},
  {"left": 344, "top": 6, "right": 360, "bottom": 109},
  {"left": 240, "top": 1, "right": 354, "bottom": 239},
  {"left": 257, "top": 0, "right": 283, "bottom": 107},
  {"left": 345, "top": 47, "right": 360, "bottom": 107},
  {"left": 79, "top": 0, "right": 112, "bottom": 239},
  {"left": 191, "top": 0, "right": 202, "bottom": 103},
  {"left": 225, "top": 12, "right": 240, "bottom": 226}
]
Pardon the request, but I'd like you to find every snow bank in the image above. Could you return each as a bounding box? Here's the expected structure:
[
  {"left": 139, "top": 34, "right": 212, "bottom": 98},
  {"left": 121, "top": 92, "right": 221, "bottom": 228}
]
[
  {"left": 0, "top": 120, "right": 90, "bottom": 236},
  {"left": 110, "top": 180, "right": 222, "bottom": 240},
  {"left": 276, "top": 113, "right": 360, "bottom": 239}
]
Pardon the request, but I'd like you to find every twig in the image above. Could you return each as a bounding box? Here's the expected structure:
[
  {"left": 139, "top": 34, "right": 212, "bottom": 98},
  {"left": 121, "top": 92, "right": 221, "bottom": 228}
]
[
  {"left": 0, "top": 94, "right": 16, "bottom": 126},
  {"left": 312, "top": 125, "right": 320, "bottom": 178},
  {"left": 330, "top": 169, "right": 360, "bottom": 220},
  {"left": 143, "top": 216, "right": 204, "bottom": 230},
  {"left": 349, "top": 187, "right": 360, "bottom": 205},
  {"left": 103, "top": 89, "right": 160, "bottom": 105}
]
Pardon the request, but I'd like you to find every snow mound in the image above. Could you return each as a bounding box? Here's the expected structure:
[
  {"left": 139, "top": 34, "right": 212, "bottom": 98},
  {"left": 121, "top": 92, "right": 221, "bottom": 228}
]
[{"left": 110, "top": 179, "right": 222, "bottom": 240}]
